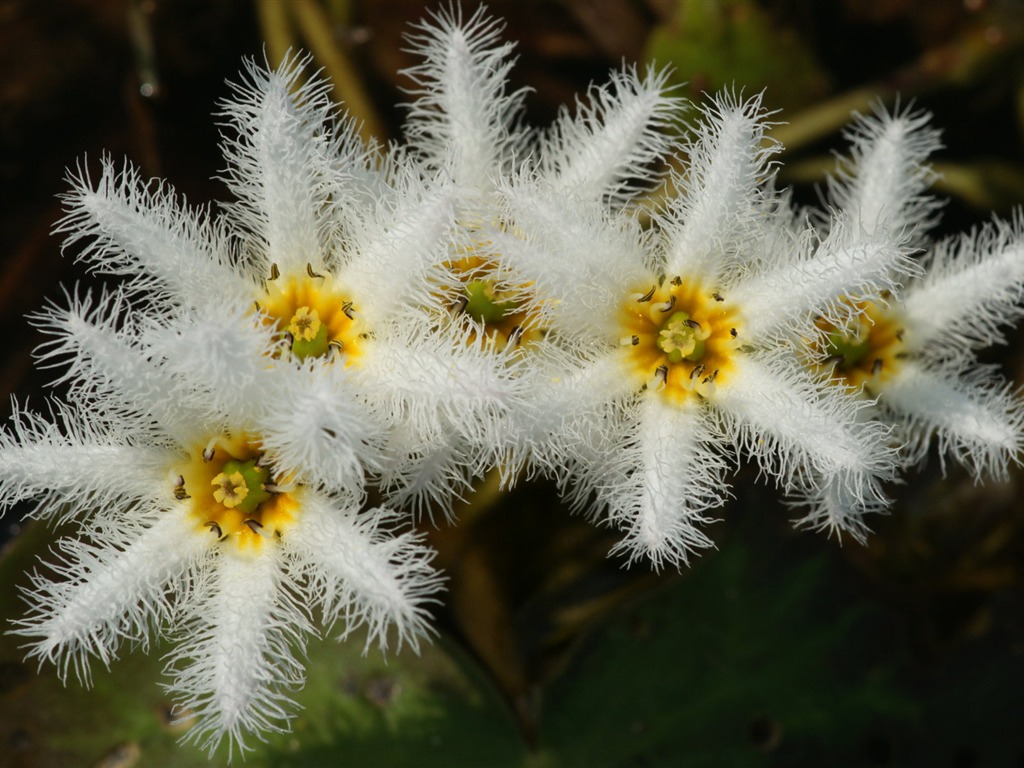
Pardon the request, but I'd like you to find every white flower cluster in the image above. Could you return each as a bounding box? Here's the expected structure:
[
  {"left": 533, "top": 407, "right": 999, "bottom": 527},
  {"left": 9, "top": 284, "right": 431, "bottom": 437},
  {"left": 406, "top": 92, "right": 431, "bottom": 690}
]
[{"left": 1, "top": 6, "right": 1022, "bottom": 757}]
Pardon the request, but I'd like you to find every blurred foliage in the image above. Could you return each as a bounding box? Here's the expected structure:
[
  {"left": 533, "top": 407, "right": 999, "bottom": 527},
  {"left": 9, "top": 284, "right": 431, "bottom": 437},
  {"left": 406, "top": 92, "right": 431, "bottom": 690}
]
[
  {"left": 645, "top": 0, "right": 831, "bottom": 112},
  {"left": 2, "top": 0, "right": 1024, "bottom": 766}
]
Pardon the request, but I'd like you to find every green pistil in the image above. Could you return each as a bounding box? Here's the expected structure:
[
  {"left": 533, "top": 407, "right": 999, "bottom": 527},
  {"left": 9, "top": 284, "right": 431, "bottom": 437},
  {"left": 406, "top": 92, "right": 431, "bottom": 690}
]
[
  {"left": 220, "top": 459, "right": 272, "bottom": 515},
  {"left": 290, "top": 322, "right": 330, "bottom": 359},
  {"left": 824, "top": 329, "right": 870, "bottom": 370},
  {"left": 463, "top": 280, "right": 517, "bottom": 325},
  {"left": 657, "top": 311, "right": 705, "bottom": 363}
]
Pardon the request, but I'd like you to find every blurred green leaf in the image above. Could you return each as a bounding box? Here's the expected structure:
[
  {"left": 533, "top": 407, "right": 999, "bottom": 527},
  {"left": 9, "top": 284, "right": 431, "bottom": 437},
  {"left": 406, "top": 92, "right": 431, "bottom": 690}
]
[
  {"left": 645, "top": 0, "right": 830, "bottom": 112},
  {"left": 535, "top": 517, "right": 913, "bottom": 767}
]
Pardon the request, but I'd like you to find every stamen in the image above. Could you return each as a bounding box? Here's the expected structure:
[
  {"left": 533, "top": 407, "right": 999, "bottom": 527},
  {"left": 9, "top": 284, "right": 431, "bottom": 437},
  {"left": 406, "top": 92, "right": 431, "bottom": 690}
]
[
  {"left": 712, "top": 292, "right": 724, "bottom": 302},
  {"left": 871, "top": 358, "right": 883, "bottom": 376},
  {"left": 202, "top": 445, "right": 216, "bottom": 462},
  {"left": 690, "top": 363, "right": 706, "bottom": 380},
  {"left": 268, "top": 263, "right": 280, "bottom": 281},
  {"left": 670, "top": 276, "right": 682, "bottom": 286},
  {"left": 205, "top": 521, "right": 223, "bottom": 538},
  {"left": 636, "top": 286, "right": 656, "bottom": 303},
  {"left": 620, "top": 335, "right": 641, "bottom": 347},
  {"left": 658, "top": 295, "right": 677, "bottom": 313},
  {"left": 306, "top": 263, "right": 324, "bottom": 279},
  {"left": 244, "top": 518, "right": 264, "bottom": 535},
  {"left": 342, "top": 301, "right": 355, "bottom": 320}
]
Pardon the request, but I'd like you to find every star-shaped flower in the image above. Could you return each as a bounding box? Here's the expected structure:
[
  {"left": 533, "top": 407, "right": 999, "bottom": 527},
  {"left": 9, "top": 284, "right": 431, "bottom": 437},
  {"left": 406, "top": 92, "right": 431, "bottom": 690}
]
[
  {"left": 810, "top": 212, "right": 1024, "bottom": 484},
  {"left": 53, "top": 54, "right": 527, "bottom": 516},
  {"left": 1, "top": 287, "right": 441, "bottom": 755},
  {"left": 485, "top": 96, "right": 935, "bottom": 567}
]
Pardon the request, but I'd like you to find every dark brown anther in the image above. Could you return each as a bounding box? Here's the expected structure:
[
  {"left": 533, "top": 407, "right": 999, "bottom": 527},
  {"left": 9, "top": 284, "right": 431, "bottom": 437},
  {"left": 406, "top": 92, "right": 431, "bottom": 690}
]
[
  {"left": 703, "top": 369, "right": 719, "bottom": 385},
  {"left": 659, "top": 295, "right": 677, "bottom": 313},
  {"left": 205, "top": 521, "right": 223, "bottom": 538},
  {"left": 508, "top": 326, "right": 523, "bottom": 345},
  {"left": 329, "top": 339, "right": 345, "bottom": 353},
  {"left": 202, "top": 446, "right": 215, "bottom": 462},
  {"left": 825, "top": 353, "right": 845, "bottom": 367},
  {"left": 262, "top": 483, "right": 285, "bottom": 494},
  {"left": 174, "top": 486, "right": 190, "bottom": 501},
  {"left": 637, "top": 286, "right": 656, "bottom": 303},
  {"left": 306, "top": 263, "right": 324, "bottom": 279},
  {"left": 655, "top": 364, "right": 668, "bottom": 383},
  {"left": 683, "top": 318, "right": 701, "bottom": 331},
  {"left": 713, "top": 292, "right": 724, "bottom": 302},
  {"left": 895, "top": 352, "right": 909, "bottom": 360},
  {"left": 631, "top": 335, "right": 640, "bottom": 346},
  {"left": 253, "top": 301, "right": 262, "bottom": 312},
  {"left": 730, "top": 328, "right": 738, "bottom": 339},
  {"left": 244, "top": 519, "right": 264, "bottom": 534},
  {"left": 268, "top": 263, "right": 280, "bottom": 281},
  {"left": 895, "top": 329, "right": 905, "bottom": 341},
  {"left": 284, "top": 331, "right": 295, "bottom": 350},
  {"left": 871, "top": 358, "right": 884, "bottom": 376},
  {"left": 690, "top": 363, "right": 706, "bottom": 380},
  {"left": 670, "top": 275, "right": 682, "bottom": 286},
  {"left": 342, "top": 301, "right": 355, "bottom": 319}
]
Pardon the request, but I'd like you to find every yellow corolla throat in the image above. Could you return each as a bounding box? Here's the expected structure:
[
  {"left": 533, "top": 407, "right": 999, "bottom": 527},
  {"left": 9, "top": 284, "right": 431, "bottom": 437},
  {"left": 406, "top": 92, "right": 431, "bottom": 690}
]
[
  {"left": 448, "top": 253, "right": 543, "bottom": 351},
  {"left": 814, "top": 299, "right": 907, "bottom": 392},
  {"left": 256, "top": 263, "right": 364, "bottom": 363},
  {"left": 174, "top": 433, "right": 299, "bottom": 551},
  {"left": 619, "top": 276, "right": 742, "bottom": 402}
]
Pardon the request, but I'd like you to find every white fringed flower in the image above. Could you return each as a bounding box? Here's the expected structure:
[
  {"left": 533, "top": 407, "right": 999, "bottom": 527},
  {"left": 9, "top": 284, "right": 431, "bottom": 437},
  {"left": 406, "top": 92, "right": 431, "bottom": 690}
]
[
  {"left": 811, "top": 212, "right": 1024, "bottom": 483},
  {"left": 390, "top": 7, "right": 684, "bottom": 501},
  {"left": 488, "top": 95, "right": 932, "bottom": 568},
  {"left": 1, "top": 287, "right": 441, "bottom": 757},
  {"left": 52, "top": 54, "right": 526, "bottom": 515}
]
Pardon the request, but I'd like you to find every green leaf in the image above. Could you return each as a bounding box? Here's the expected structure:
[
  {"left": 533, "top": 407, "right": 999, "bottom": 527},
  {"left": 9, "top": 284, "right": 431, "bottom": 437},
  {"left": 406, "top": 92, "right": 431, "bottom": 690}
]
[
  {"left": 536, "top": 515, "right": 912, "bottom": 767},
  {"left": 646, "top": 0, "right": 829, "bottom": 112}
]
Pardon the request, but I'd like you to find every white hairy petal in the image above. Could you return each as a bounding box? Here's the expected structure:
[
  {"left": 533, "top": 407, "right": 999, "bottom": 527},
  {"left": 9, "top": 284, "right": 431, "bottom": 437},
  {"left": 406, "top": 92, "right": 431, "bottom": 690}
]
[
  {"left": 286, "top": 494, "right": 441, "bottom": 652},
  {"left": 540, "top": 66, "right": 682, "bottom": 205},
  {"left": 662, "top": 92, "right": 780, "bottom": 280},
  {"left": 54, "top": 157, "right": 239, "bottom": 308},
  {"left": 12, "top": 508, "right": 209, "bottom": 685},
  {"left": 713, "top": 352, "right": 896, "bottom": 489},
  {"left": 168, "top": 547, "right": 311, "bottom": 758},
  {"left": 904, "top": 215, "right": 1024, "bottom": 356},
  {"left": 881, "top": 359, "right": 1024, "bottom": 480},
  {"left": 602, "top": 397, "right": 726, "bottom": 570}
]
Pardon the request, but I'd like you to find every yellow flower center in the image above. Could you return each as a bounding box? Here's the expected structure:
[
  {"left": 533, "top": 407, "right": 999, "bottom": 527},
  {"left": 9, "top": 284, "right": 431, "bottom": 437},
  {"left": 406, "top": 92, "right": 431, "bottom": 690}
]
[
  {"left": 257, "top": 264, "right": 364, "bottom": 362},
  {"left": 447, "top": 253, "right": 543, "bottom": 351},
  {"left": 619, "top": 276, "right": 742, "bottom": 402},
  {"left": 812, "top": 299, "right": 907, "bottom": 392},
  {"left": 174, "top": 433, "right": 299, "bottom": 551}
]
